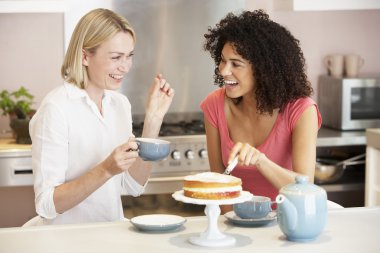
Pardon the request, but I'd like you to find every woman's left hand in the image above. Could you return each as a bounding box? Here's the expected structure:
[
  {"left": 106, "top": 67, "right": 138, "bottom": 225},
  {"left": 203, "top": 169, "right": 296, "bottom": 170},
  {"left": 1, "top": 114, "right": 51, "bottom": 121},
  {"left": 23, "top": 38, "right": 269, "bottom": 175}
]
[{"left": 145, "top": 73, "right": 175, "bottom": 121}]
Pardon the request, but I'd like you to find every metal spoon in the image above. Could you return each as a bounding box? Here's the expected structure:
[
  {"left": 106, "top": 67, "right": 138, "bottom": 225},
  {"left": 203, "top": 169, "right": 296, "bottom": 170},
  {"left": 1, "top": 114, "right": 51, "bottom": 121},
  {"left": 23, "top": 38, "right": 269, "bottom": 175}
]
[{"left": 224, "top": 156, "right": 238, "bottom": 175}]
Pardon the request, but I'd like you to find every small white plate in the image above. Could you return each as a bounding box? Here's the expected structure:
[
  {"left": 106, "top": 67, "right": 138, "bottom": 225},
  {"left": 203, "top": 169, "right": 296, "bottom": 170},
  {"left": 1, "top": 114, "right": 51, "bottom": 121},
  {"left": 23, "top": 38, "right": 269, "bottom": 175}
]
[
  {"left": 130, "top": 214, "right": 186, "bottom": 232},
  {"left": 224, "top": 210, "right": 277, "bottom": 227}
]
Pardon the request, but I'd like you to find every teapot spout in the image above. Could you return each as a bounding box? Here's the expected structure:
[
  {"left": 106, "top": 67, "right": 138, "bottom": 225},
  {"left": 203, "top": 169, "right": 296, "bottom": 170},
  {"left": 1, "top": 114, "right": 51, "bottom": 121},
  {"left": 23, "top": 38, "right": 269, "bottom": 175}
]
[{"left": 276, "top": 194, "right": 297, "bottom": 231}]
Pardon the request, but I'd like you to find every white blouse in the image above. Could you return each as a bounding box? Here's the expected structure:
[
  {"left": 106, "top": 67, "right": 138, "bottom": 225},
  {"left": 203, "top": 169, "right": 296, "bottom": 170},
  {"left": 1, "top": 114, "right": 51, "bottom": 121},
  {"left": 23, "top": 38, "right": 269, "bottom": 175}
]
[{"left": 29, "top": 83, "right": 145, "bottom": 225}]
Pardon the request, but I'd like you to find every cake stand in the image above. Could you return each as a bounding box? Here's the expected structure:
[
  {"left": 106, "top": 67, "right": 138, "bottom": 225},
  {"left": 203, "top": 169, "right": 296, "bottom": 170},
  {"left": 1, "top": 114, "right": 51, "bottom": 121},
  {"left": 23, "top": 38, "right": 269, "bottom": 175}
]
[{"left": 172, "top": 190, "right": 253, "bottom": 247}]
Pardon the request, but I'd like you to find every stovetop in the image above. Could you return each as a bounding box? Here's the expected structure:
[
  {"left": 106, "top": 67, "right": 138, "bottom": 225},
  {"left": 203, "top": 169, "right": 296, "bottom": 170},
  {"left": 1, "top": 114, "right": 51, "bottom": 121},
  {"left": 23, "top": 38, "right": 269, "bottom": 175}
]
[
  {"left": 132, "top": 112, "right": 206, "bottom": 137},
  {"left": 133, "top": 119, "right": 205, "bottom": 137},
  {"left": 132, "top": 112, "right": 209, "bottom": 180}
]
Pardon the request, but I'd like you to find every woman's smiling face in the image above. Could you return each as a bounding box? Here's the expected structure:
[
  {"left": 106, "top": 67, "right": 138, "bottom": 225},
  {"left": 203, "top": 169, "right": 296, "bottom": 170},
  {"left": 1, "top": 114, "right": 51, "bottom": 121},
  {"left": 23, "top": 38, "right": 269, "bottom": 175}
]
[
  {"left": 218, "top": 42, "right": 255, "bottom": 99},
  {"left": 83, "top": 31, "right": 135, "bottom": 91}
]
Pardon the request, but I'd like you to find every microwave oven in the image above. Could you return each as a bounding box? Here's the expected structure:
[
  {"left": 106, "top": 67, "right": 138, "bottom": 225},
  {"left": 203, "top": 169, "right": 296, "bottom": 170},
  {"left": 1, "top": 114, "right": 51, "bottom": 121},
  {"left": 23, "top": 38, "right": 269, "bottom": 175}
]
[{"left": 318, "top": 75, "right": 380, "bottom": 130}]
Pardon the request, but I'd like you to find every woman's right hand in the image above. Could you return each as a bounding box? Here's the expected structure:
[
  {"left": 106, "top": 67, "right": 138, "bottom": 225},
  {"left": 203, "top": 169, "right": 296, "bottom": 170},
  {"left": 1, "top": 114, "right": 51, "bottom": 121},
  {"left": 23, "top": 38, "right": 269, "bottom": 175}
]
[
  {"left": 102, "top": 137, "right": 139, "bottom": 177},
  {"left": 229, "top": 142, "right": 264, "bottom": 167}
]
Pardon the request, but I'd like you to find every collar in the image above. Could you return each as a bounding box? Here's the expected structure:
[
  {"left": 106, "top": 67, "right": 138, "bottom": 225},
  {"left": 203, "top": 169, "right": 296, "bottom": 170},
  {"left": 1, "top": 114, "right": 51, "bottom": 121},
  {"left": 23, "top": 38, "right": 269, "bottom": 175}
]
[{"left": 63, "top": 82, "right": 112, "bottom": 104}]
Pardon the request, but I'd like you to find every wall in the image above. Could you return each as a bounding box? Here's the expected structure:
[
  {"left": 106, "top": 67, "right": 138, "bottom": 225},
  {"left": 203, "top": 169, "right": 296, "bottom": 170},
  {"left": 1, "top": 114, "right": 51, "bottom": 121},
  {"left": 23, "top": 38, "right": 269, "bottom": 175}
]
[
  {"left": 0, "top": 0, "right": 379, "bottom": 133},
  {"left": 0, "top": 13, "right": 64, "bottom": 135},
  {"left": 247, "top": 0, "right": 380, "bottom": 100},
  {"left": 115, "top": 0, "right": 246, "bottom": 114},
  {"left": 0, "top": 0, "right": 111, "bottom": 135}
]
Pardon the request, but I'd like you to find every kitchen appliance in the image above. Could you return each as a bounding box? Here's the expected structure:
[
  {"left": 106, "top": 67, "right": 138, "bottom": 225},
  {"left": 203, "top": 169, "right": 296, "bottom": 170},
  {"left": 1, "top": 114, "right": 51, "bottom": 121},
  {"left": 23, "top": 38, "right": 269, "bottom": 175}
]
[
  {"left": 130, "top": 112, "right": 209, "bottom": 194},
  {"left": 122, "top": 112, "right": 211, "bottom": 218},
  {"left": 318, "top": 75, "right": 380, "bottom": 130}
]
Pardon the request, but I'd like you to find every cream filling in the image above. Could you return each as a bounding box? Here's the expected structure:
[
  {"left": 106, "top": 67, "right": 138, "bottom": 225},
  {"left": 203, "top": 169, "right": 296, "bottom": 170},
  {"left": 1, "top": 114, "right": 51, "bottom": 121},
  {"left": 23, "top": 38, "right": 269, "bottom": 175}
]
[
  {"left": 183, "top": 186, "right": 242, "bottom": 193},
  {"left": 184, "top": 172, "right": 239, "bottom": 183}
]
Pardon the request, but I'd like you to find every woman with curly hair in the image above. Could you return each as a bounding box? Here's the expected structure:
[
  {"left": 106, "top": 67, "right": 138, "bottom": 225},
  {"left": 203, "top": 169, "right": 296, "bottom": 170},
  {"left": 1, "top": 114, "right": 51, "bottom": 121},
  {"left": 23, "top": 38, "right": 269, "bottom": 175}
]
[{"left": 200, "top": 10, "right": 321, "bottom": 213}]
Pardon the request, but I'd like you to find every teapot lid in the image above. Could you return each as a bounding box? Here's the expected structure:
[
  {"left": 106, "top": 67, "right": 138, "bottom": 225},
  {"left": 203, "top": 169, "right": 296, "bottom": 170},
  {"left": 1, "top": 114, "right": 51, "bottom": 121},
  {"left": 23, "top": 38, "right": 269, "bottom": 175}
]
[{"left": 280, "top": 175, "right": 326, "bottom": 195}]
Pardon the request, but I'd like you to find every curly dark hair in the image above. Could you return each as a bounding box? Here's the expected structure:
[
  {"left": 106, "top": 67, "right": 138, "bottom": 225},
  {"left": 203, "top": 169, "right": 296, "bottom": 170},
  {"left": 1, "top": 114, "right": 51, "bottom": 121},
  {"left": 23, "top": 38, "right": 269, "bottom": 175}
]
[{"left": 203, "top": 10, "right": 313, "bottom": 114}]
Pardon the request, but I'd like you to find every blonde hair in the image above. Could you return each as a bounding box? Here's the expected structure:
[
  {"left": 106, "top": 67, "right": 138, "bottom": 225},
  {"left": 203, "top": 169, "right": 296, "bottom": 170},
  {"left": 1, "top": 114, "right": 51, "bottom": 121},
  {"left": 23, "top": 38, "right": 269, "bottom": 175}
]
[{"left": 61, "top": 8, "right": 136, "bottom": 89}]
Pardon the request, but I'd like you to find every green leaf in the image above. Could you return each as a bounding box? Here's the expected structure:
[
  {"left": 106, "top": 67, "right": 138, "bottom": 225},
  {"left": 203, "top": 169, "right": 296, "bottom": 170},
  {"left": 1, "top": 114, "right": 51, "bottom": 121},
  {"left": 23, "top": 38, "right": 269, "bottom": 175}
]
[{"left": 0, "top": 86, "right": 34, "bottom": 118}]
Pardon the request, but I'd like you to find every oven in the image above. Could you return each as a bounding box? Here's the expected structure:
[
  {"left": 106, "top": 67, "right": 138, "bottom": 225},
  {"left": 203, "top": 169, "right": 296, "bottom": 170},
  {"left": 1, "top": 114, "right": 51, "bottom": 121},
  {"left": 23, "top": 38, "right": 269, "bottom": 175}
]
[{"left": 123, "top": 112, "right": 210, "bottom": 218}]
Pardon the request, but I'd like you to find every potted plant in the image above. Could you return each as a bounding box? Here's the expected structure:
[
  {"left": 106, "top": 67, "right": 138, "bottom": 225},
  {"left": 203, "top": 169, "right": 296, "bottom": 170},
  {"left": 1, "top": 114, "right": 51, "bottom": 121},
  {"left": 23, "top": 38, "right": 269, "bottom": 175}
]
[{"left": 0, "top": 86, "right": 35, "bottom": 144}]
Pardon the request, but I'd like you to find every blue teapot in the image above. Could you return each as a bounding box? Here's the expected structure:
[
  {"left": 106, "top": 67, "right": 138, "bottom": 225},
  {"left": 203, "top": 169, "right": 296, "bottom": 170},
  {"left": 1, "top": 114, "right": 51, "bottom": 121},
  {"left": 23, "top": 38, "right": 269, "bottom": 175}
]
[{"left": 275, "top": 175, "right": 327, "bottom": 242}]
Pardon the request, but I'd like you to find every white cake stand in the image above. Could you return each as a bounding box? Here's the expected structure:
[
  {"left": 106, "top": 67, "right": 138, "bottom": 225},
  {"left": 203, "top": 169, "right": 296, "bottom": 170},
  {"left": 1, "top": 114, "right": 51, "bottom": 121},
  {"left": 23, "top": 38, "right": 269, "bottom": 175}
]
[{"left": 172, "top": 190, "right": 253, "bottom": 247}]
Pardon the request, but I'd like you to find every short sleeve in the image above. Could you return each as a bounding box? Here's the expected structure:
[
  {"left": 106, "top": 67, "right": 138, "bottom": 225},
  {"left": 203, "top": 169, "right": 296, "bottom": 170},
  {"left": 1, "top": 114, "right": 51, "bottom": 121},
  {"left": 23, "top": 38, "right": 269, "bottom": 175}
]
[
  {"left": 200, "top": 89, "right": 224, "bottom": 128},
  {"left": 285, "top": 97, "right": 322, "bottom": 130}
]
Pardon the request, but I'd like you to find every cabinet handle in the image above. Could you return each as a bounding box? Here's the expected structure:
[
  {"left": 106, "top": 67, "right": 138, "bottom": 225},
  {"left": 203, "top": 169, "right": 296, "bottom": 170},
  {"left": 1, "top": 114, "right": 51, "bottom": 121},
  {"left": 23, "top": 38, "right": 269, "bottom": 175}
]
[{"left": 13, "top": 167, "right": 33, "bottom": 175}]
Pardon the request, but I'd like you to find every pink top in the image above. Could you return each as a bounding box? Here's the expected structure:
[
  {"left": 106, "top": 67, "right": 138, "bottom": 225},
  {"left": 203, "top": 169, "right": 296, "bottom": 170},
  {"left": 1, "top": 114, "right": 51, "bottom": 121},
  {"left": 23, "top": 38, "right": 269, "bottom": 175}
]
[{"left": 200, "top": 88, "right": 322, "bottom": 201}]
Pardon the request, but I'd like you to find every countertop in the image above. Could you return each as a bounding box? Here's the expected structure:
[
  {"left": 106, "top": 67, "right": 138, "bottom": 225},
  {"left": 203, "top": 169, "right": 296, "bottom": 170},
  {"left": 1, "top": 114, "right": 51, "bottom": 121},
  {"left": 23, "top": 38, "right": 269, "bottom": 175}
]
[
  {"left": 317, "top": 127, "right": 366, "bottom": 147},
  {"left": 366, "top": 128, "right": 380, "bottom": 149},
  {"left": 0, "top": 127, "right": 367, "bottom": 154},
  {"left": 0, "top": 207, "right": 379, "bottom": 253},
  {"left": 0, "top": 138, "right": 31, "bottom": 150},
  {"left": 0, "top": 138, "right": 31, "bottom": 157}
]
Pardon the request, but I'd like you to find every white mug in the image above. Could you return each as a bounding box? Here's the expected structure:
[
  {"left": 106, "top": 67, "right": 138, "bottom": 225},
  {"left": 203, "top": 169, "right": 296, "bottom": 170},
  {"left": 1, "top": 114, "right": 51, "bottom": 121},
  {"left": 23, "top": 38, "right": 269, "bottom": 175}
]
[
  {"left": 324, "top": 54, "right": 344, "bottom": 78},
  {"left": 344, "top": 54, "right": 364, "bottom": 78}
]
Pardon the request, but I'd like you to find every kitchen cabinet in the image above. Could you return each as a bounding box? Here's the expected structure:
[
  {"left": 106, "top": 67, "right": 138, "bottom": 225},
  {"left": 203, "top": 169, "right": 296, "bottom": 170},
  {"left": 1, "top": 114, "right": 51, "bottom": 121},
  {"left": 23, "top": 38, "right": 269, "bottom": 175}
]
[
  {"left": 273, "top": 0, "right": 380, "bottom": 11},
  {"left": 365, "top": 128, "right": 380, "bottom": 207},
  {"left": 0, "top": 139, "right": 34, "bottom": 227}
]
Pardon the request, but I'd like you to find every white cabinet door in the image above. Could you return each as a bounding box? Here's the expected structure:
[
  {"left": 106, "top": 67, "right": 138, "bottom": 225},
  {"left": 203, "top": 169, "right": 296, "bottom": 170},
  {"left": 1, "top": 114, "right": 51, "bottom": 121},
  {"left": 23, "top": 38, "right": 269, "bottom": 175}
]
[{"left": 365, "top": 146, "right": 380, "bottom": 206}]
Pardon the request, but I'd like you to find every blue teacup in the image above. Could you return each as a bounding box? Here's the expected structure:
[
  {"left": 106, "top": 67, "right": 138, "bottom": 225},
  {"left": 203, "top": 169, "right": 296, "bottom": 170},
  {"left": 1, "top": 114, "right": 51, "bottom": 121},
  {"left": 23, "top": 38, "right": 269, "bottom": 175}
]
[
  {"left": 135, "top": 138, "right": 170, "bottom": 161},
  {"left": 233, "top": 195, "right": 273, "bottom": 219}
]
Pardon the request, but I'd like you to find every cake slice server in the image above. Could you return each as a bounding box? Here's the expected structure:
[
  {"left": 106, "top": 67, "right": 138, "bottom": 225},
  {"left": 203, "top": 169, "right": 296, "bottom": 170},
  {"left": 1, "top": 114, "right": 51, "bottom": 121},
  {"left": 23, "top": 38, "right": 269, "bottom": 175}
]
[{"left": 224, "top": 156, "right": 238, "bottom": 175}]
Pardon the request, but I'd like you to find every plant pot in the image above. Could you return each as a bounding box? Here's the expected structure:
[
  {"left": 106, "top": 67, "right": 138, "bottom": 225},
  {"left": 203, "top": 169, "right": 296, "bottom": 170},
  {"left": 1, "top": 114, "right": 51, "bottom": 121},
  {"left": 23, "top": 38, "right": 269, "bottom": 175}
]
[{"left": 10, "top": 118, "right": 31, "bottom": 144}]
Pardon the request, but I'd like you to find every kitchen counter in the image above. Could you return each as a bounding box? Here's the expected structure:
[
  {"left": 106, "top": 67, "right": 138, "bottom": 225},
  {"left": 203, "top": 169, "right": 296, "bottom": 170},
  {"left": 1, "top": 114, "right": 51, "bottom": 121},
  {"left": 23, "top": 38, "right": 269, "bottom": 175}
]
[
  {"left": 317, "top": 127, "right": 366, "bottom": 147},
  {"left": 0, "top": 138, "right": 31, "bottom": 157},
  {"left": 0, "top": 138, "right": 31, "bottom": 150},
  {"left": 0, "top": 127, "right": 367, "bottom": 153},
  {"left": 0, "top": 207, "right": 379, "bottom": 253},
  {"left": 366, "top": 128, "right": 380, "bottom": 150}
]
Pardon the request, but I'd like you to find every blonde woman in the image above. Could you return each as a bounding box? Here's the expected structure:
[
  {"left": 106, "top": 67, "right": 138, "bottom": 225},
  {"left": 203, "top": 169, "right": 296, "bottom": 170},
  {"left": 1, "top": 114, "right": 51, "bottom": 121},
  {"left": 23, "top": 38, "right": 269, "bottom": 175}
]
[{"left": 29, "top": 8, "right": 174, "bottom": 225}]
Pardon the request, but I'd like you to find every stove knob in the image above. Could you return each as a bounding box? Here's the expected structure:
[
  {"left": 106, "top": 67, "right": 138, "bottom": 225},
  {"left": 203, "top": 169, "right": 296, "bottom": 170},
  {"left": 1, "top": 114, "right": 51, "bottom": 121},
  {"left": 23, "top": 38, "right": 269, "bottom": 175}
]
[
  {"left": 185, "top": 150, "right": 195, "bottom": 160},
  {"left": 198, "top": 149, "right": 208, "bottom": 159},
  {"left": 171, "top": 150, "right": 181, "bottom": 160}
]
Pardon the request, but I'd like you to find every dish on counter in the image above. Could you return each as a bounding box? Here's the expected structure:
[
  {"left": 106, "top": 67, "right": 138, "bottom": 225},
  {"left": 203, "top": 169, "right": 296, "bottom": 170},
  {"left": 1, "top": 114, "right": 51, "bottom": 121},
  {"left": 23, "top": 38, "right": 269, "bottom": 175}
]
[
  {"left": 224, "top": 210, "right": 277, "bottom": 227},
  {"left": 130, "top": 214, "right": 186, "bottom": 232}
]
